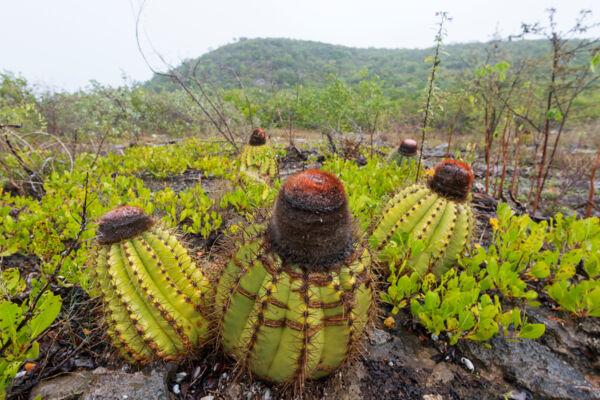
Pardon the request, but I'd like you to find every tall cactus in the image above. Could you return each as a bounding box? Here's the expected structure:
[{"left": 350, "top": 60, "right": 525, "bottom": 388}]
[
  {"left": 388, "top": 138, "right": 418, "bottom": 167},
  {"left": 371, "top": 159, "right": 474, "bottom": 278},
  {"left": 216, "top": 170, "right": 372, "bottom": 384},
  {"left": 91, "top": 206, "right": 212, "bottom": 363},
  {"left": 240, "top": 128, "right": 278, "bottom": 182}
]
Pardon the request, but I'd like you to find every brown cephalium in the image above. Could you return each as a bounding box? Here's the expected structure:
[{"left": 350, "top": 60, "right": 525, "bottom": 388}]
[
  {"left": 267, "top": 169, "right": 353, "bottom": 270},
  {"left": 428, "top": 159, "right": 474, "bottom": 202},
  {"left": 248, "top": 128, "right": 267, "bottom": 146},
  {"left": 96, "top": 206, "right": 154, "bottom": 245},
  {"left": 398, "top": 138, "right": 418, "bottom": 157}
]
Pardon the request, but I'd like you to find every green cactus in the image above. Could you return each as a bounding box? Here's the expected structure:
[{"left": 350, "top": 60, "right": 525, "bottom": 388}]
[
  {"left": 216, "top": 170, "right": 372, "bottom": 384},
  {"left": 240, "top": 128, "right": 278, "bottom": 182},
  {"left": 91, "top": 206, "right": 212, "bottom": 363},
  {"left": 371, "top": 159, "right": 474, "bottom": 278},
  {"left": 388, "top": 138, "right": 418, "bottom": 167}
]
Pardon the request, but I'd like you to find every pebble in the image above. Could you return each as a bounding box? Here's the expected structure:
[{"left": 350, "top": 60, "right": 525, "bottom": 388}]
[
  {"left": 263, "top": 388, "right": 271, "bottom": 400},
  {"left": 200, "top": 396, "right": 214, "bottom": 400},
  {"left": 172, "top": 384, "right": 180, "bottom": 395},
  {"left": 175, "top": 372, "right": 187, "bottom": 383},
  {"left": 461, "top": 357, "right": 474, "bottom": 372}
]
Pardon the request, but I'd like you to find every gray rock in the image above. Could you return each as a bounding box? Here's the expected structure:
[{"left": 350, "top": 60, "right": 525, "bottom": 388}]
[
  {"left": 422, "top": 395, "right": 443, "bottom": 400},
  {"left": 323, "top": 362, "right": 366, "bottom": 400},
  {"left": 29, "top": 370, "right": 93, "bottom": 400},
  {"left": 458, "top": 336, "right": 600, "bottom": 400},
  {"left": 426, "top": 362, "right": 454, "bottom": 386},
  {"left": 29, "top": 367, "right": 169, "bottom": 400},
  {"left": 368, "top": 328, "right": 391, "bottom": 345}
]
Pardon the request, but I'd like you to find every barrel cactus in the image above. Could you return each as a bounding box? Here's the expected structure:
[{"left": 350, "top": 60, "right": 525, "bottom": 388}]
[
  {"left": 91, "top": 206, "right": 212, "bottom": 363},
  {"left": 371, "top": 159, "right": 474, "bottom": 278},
  {"left": 240, "top": 128, "right": 278, "bottom": 182},
  {"left": 388, "top": 138, "right": 418, "bottom": 167},
  {"left": 216, "top": 169, "right": 372, "bottom": 384}
]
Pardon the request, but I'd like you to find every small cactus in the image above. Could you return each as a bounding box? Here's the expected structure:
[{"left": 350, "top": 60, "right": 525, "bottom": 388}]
[
  {"left": 388, "top": 138, "right": 418, "bottom": 167},
  {"left": 371, "top": 159, "right": 474, "bottom": 278},
  {"left": 216, "top": 170, "right": 372, "bottom": 384},
  {"left": 91, "top": 206, "right": 212, "bottom": 363},
  {"left": 240, "top": 128, "right": 278, "bottom": 182}
]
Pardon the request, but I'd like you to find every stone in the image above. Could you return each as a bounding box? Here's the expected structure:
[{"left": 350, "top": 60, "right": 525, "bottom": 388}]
[
  {"left": 368, "top": 328, "right": 391, "bottom": 345},
  {"left": 323, "top": 362, "right": 366, "bottom": 400},
  {"left": 29, "top": 370, "right": 93, "bottom": 400},
  {"left": 458, "top": 336, "right": 600, "bottom": 400},
  {"left": 29, "top": 367, "right": 169, "bottom": 400},
  {"left": 426, "top": 362, "right": 454, "bottom": 386},
  {"left": 423, "top": 395, "right": 443, "bottom": 400}
]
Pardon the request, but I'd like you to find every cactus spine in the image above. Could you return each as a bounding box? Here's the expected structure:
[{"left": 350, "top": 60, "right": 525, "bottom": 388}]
[
  {"left": 372, "top": 159, "right": 474, "bottom": 278},
  {"left": 91, "top": 206, "right": 211, "bottom": 363},
  {"left": 216, "top": 170, "right": 372, "bottom": 384},
  {"left": 240, "top": 128, "right": 278, "bottom": 182},
  {"left": 388, "top": 138, "right": 418, "bottom": 167}
]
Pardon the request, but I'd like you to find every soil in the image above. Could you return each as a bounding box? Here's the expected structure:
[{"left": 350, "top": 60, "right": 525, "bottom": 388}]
[{"left": 5, "top": 141, "right": 600, "bottom": 400}]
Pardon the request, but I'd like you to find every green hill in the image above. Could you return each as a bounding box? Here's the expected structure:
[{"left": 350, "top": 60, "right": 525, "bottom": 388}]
[{"left": 145, "top": 37, "right": 553, "bottom": 94}]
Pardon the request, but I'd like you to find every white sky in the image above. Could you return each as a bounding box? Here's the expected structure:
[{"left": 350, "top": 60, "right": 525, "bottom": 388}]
[{"left": 1, "top": 0, "right": 599, "bottom": 92}]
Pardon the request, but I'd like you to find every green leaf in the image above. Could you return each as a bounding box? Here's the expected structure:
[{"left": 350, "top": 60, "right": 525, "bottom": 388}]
[
  {"left": 517, "top": 323, "right": 545, "bottom": 339},
  {"left": 424, "top": 291, "right": 440, "bottom": 311},
  {"left": 529, "top": 261, "right": 550, "bottom": 279},
  {"left": 29, "top": 292, "right": 62, "bottom": 338},
  {"left": 591, "top": 54, "right": 600, "bottom": 73}
]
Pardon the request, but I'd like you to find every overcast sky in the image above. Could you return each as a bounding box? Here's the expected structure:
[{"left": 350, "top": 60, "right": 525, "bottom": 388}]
[{"left": 1, "top": 0, "right": 599, "bottom": 92}]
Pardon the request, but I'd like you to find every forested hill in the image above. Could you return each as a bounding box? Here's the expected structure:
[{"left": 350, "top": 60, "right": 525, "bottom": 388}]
[{"left": 145, "top": 37, "right": 553, "bottom": 94}]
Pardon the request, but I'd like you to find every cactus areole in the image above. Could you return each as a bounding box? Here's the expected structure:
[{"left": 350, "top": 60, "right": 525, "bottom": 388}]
[
  {"left": 269, "top": 169, "right": 353, "bottom": 269},
  {"left": 249, "top": 128, "right": 267, "bottom": 146},
  {"left": 92, "top": 206, "right": 211, "bottom": 363},
  {"left": 372, "top": 159, "right": 474, "bottom": 278},
  {"left": 216, "top": 170, "right": 372, "bottom": 384},
  {"left": 398, "top": 138, "right": 418, "bottom": 157}
]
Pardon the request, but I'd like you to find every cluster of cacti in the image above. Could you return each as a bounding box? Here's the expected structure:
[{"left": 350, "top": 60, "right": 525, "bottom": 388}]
[
  {"left": 91, "top": 206, "right": 212, "bottom": 363},
  {"left": 388, "top": 138, "right": 418, "bottom": 167},
  {"left": 89, "top": 148, "right": 474, "bottom": 388},
  {"left": 371, "top": 159, "right": 474, "bottom": 278},
  {"left": 215, "top": 169, "right": 372, "bottom": 383},
  {"left": 239, "top": 128, "right": 278, "bottom": 181}
]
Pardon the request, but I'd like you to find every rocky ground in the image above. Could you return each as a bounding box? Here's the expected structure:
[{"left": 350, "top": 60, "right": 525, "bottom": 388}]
[{"left": 6, "top": 142, "right": 600, "bottom": 399}]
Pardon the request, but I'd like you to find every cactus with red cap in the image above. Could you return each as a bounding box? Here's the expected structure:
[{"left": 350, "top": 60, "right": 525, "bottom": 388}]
[
  {"left": 91, "top": 206, "right": 211, "bottom": 363},
  {"left": 389, "top": 138, "right": 418, "bottom": 167},
  {"left": 240, "top": 128, "right": 278, "bottom": 181},
  {"left": 216, "top": 169, "right": 372, "bottom": 384},
  {"left": 371, "top": 159, "right": 474, "bottom": 278}
]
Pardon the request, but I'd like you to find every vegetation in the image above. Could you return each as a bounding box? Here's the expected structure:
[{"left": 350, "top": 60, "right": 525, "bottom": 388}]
[{"left": 0, "top": 11, "right": 599, "bottom": 397}]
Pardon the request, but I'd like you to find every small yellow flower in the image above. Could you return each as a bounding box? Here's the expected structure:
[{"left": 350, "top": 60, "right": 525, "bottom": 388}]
[
  {"left": 384, "top": 316, "right": 396, "bottom": 328},
  {"left": 489, "top": 218, "right": 499, "bottom": 230},
  {"left": 425, "top": 168, "right": 435, "bottom": 177}
]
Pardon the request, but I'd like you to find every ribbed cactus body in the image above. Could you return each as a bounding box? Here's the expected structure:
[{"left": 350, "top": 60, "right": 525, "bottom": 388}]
[
  {"left": 389, "top": 138, "right": 418, "bottom": 167},
  {"left": 388, "top": 151, "right": 413, "bottom": 167},
  {"left": 372, "top": 183, "right": 473, "bottom": 277},
  {"left": 216, "top": 232, "right": 371, "bottom": 383},
  {"left": 92, "top": 212, "right": 211, "bottom": 363},
  {"left": 240, "top": 144, "right": 278, "bottom": 181}
]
